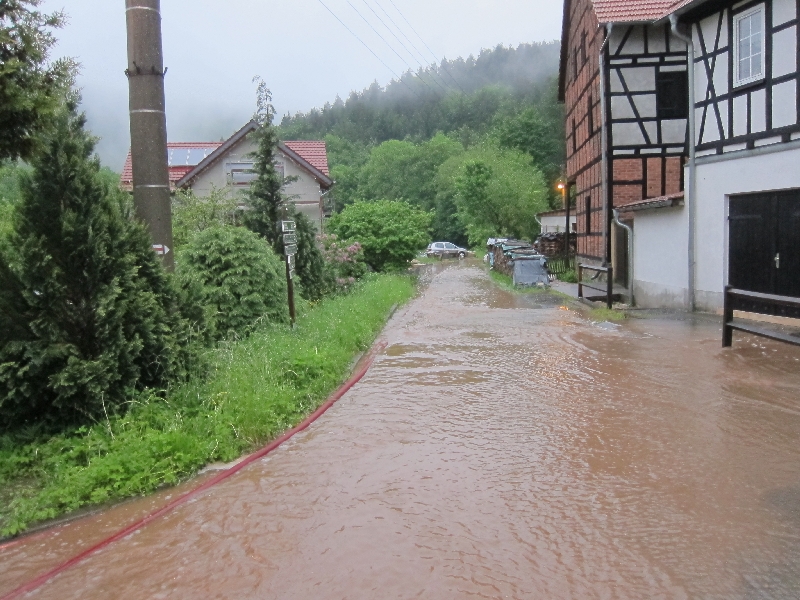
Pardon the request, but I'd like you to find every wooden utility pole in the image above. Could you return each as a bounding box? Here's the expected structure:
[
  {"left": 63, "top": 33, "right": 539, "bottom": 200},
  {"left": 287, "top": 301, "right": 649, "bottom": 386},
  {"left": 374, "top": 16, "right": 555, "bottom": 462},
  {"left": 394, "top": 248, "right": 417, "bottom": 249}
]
[{"left": 125, "top": 0, "right": 174, "bottom": 271}]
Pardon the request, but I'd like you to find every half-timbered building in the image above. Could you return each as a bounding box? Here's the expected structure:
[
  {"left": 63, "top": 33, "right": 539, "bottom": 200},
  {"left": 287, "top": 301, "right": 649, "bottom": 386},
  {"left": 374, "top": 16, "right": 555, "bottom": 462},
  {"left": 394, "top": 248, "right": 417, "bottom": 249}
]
[
  {"left": 559, "top": 0, "right": 690, "bottom": 299},
  {"left": 559, "top": 0, "right": 800, "bottom": 311}
]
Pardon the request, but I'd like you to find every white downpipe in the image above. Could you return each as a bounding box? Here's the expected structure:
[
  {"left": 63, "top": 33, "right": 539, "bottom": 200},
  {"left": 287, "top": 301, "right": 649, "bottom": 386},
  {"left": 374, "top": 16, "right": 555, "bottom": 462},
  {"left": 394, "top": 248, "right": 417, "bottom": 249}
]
[
  {"left": 600, "top": 24, "right": 613, "bottom": 266},
  {"left": 613, "top": 209, "right": 634, "bottom": 305},
  {"left": 670, "top": 14, "right": 696, "bottom": 311}
]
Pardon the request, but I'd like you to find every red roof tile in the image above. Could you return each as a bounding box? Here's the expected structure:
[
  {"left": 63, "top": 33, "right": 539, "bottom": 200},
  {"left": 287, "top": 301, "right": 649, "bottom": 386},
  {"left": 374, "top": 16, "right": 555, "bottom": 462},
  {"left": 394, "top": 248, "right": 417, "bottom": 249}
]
[
  {"left": 593, "top": 0, "right": 686, "bottom": 23},
  {"left": 283, "top": 141, "right": 330, "bottom": 177}
]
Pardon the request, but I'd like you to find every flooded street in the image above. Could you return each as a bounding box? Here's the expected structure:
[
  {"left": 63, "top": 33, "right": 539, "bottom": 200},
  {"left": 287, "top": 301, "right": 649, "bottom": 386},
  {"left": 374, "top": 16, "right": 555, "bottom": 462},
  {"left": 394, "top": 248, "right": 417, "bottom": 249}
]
[{"left": 3, "top": 263, "right": 800, "bottom": 599}]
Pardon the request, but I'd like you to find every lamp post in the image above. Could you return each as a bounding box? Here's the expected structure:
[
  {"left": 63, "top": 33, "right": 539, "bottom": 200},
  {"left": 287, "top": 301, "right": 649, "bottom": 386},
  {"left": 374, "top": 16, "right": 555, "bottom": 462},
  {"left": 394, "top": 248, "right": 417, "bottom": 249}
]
[{"left": 557, "top": 182, "right": 570, "bottom": 258}]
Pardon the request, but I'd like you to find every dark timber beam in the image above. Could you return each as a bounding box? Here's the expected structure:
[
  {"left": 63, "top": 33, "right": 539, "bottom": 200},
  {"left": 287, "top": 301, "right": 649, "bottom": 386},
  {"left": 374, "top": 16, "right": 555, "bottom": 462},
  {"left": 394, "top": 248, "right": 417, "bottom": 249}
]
[{"left": 125, "top": 0, "right": 174, "bottom": 271}]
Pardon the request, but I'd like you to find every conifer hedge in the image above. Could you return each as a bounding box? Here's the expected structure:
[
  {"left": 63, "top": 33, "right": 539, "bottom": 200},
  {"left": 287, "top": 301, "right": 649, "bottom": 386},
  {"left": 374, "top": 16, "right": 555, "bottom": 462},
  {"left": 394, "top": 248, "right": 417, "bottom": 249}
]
[
  {"left": 0, "top": 105, "right": 201, "bottom": 431},
  {"left": 179, "top": 226, "right": 288, "bottom": 338}
]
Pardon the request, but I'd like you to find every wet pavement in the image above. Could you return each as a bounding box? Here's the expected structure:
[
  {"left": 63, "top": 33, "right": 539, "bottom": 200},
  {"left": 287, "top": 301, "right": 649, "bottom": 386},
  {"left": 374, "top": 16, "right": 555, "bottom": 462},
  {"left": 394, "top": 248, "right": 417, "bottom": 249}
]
[{"left": 3, "top": 262, "right": 800, "bottom": 599}]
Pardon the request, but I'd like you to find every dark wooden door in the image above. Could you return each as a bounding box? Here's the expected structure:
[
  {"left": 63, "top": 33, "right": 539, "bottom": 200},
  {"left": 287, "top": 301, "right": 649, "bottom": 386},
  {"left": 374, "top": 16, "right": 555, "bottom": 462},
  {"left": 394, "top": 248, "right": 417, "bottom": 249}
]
[
  {"left": 729, "top": 194, "right": 775, "bottom": 294},
  {"left": 729, "top": 191, "right": 800, "bottom": 317},
  {"left": 777, "top": 194, "right": 800, "bottom": 298}
]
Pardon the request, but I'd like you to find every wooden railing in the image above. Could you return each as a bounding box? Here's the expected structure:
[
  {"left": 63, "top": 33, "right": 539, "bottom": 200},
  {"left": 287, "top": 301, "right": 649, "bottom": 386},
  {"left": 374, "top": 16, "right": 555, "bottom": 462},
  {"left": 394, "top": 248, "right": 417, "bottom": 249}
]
[
  {"left": 723, "top": 286, "right": 800, "bottom": 348},
  {"left": 578, "top": 264, "right": 614, "bottom": 310},
  {"left": 546, "top": 253, "right": 575, "bottom": 276}
]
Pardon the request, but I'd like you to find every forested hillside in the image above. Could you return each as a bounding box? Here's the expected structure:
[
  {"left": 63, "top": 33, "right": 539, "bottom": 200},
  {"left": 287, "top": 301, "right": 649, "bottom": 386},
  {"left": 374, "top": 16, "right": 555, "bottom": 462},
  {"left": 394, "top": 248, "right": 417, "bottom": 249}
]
[{"left": 279, "top": 42, "right": 565, "bottom": 247}]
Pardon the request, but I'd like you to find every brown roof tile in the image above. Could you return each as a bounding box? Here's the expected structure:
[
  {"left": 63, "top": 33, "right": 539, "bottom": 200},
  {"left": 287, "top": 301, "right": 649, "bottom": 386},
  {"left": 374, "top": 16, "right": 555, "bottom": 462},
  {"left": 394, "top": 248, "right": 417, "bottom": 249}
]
[
  {"left": 593, "top": 0, "right": 687, "bottom": 23},
  {"left": 283, "top": 141, "right": 330, "bottom": 177}
]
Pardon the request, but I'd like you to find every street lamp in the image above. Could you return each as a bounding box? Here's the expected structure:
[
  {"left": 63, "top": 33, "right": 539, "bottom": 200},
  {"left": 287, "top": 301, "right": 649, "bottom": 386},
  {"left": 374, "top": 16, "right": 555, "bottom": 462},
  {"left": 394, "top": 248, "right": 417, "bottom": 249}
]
[{"left": 557, "top": 181, "right": 570, "bottom": 258}]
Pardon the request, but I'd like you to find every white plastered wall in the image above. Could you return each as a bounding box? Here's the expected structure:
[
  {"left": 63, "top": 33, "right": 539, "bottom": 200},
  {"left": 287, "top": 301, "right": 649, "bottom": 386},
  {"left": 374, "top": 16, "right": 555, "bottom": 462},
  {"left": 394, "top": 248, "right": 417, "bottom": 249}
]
[
  {"left": 632, "top": 206, "right": 689, "bottom": 309},
  {"left": 540, "top": 214, "right": 576, "bottom": 233},
  {"left": 693, "top": 145, "right": 800, "bottom": 311},
  {"left": 186, "top": 137, "right": 324, "bottom": 230}
]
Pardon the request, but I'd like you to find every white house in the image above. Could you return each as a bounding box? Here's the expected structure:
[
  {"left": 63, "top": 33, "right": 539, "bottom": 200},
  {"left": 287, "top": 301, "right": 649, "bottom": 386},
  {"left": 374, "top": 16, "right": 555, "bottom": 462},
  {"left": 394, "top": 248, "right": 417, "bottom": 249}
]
[
  {"left": 537, "top": 209, "right": 577, "bottom": 233},
  {"left": 122, "top": 122, "right": 333, "bottom": 230}
]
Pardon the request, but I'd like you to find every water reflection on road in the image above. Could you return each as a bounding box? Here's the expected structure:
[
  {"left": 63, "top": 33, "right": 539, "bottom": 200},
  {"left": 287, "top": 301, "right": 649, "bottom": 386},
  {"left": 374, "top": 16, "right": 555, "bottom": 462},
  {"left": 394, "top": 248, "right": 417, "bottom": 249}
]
[{"left": 3, "top": 263, "right": 800, "bottom": 599}]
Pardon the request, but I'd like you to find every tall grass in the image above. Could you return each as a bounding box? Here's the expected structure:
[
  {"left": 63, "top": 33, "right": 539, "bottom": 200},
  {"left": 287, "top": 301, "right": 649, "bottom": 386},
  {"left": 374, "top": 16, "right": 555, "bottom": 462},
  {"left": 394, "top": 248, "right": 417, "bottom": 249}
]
[{"left": 0, "top": 274, "right": 415, "bottom": 537}]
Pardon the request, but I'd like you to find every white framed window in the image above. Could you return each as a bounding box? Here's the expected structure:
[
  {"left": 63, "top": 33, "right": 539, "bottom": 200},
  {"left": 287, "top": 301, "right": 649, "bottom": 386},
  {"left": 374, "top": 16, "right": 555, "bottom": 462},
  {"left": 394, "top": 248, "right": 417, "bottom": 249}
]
[
  {"left": 733, "top": 5, "right": 765, "bottom": 87},
  {"left": 226, "top": 162, "right": 257, "bottom": 186}
]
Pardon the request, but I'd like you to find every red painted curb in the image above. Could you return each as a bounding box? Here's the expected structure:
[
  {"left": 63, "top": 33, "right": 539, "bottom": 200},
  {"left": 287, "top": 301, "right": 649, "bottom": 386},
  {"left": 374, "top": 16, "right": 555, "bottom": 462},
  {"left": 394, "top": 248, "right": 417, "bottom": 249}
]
[{"left": 1, "top": 341, "right": 386, "bottom": 600}]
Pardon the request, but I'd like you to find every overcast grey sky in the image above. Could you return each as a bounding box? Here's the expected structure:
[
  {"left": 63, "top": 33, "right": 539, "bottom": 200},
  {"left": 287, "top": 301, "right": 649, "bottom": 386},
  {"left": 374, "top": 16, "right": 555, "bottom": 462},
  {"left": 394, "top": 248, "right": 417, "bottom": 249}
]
[{"left": 40, "top": 0, "right": 563, "bottom": 170}]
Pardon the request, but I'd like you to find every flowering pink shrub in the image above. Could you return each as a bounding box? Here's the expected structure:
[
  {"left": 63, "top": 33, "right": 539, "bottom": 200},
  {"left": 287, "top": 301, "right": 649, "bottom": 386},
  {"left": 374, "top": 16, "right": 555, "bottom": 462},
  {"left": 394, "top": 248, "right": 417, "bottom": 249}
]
[{"left": 318, "top": 233, "right": 368, "bottom": 291}]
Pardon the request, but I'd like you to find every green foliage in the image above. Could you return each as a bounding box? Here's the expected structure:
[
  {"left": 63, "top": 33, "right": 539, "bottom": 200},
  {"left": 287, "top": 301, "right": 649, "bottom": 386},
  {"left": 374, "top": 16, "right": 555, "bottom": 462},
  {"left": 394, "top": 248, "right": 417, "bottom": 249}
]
[
  {"left": 559, "top": 269, "right": 578, "bottom": 284},
  {"left": 244, "top": 81, "right": 285, "bottom": 248},
  {"left": 179, "top": 226, "right": 288, "bottom": 338},
  {"left": 358, "top": 134, "right": 463, "bottom": 211},
  {"left": 496, "top": 79, "right": 565, "bottom": 179},
  {"left": 0, "top": 162, "right": 29, "bottom": 239},
  {"left": 279, "top": 43, "right": 560, "bottom": 145},
  {"left": 324, "top": 134, "right": 370, "bottom": 209},
  {"left": 0, "top": 105, "right": 200, "bottom": 431},
  {"left": 589, "top": 307, "right": 626, "bottom": 322},
  {"left": 437, "top": 143, "right": 549, "bottom": 247},
  {"left": 0, "top": 1, "right": 76, "bottom": 161},
  {"left": 319, "top": 233, "right": 368, "bottom": 291},
  {"left": 0, "top": 274, "right": 415, "bottom": 536},
  {"left": 171, "top": 187, "right": 238, "bottom": 249},
  {"left": 291, "top": 210, "right": 329, "bottom": 301},
  {"left": 327, "top": 200, "right": 432, "bottom": 272},
  {"left": 279, "top": 44, "right": 563, "bottom": 247}
]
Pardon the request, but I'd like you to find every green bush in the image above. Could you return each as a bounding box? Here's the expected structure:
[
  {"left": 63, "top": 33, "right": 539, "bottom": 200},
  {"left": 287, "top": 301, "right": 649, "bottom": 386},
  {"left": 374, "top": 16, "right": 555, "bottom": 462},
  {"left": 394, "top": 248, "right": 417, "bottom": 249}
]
[
  {"left": 559, "top": 269, "right": 578, "bottom": 284},
  {"left": 180, "top": 226, "right": 288, "bottom": 338},
  {"left": 327, "top": 200, "right": 431, "bottom": 271},
  {"left": 291, "top": 210, "right": 330, "bottom": 301},
  {"left": 171, "top": 187, "right": 238, "bottom": 250},
  {"left": 0, "top": 105, "right": 200, "bottom": 432},
  {"left": 0, "top": 274, "right": 416, "bottom": 536}
]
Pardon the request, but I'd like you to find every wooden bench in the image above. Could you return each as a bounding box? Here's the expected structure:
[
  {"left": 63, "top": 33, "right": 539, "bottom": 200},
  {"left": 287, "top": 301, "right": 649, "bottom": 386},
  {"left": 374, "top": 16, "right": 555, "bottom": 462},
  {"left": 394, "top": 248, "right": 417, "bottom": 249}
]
[{"left": 723, "top": 286, "right": 800, "bottom": 348}]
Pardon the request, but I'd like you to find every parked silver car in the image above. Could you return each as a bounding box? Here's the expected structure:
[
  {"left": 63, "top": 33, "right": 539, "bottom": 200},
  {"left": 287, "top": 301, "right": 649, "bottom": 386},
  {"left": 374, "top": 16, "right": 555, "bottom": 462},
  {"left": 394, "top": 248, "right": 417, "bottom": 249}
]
[{"left": 426, "top": 241, "right": 472, "bottom": 259}]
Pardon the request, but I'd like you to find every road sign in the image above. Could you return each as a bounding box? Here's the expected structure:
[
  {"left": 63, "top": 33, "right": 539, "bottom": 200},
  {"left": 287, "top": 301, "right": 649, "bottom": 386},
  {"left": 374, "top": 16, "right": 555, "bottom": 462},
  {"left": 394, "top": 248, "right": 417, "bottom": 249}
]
[
  {"left": 284, "top": 243, "right": 298, "bottom": 256},
  {"left": 152, "top": 244, "right": 171, "bottom": 256},
  {"left": 287, "top": 253, "right": 295, "bottom": 267},
  {"left": 281, "top": 220, "right": 296, "bottom": 233},
  {"left": 283, "top": 233, "right": 298, "bottom": 245}
]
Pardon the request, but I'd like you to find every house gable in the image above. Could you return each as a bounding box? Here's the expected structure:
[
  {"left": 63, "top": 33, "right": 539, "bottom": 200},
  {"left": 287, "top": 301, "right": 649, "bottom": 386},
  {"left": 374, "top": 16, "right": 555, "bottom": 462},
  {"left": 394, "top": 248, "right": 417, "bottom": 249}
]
[{"left": 560, "top": 0, "right": 692, "bottom": 265}]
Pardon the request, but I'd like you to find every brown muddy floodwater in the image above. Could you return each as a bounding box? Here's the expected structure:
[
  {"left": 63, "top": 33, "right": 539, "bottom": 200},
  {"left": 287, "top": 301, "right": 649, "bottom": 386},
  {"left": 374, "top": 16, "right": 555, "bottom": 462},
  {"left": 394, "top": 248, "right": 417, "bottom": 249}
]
[{"left": 3, "top": 263, "right": 800, "bottom": 599}]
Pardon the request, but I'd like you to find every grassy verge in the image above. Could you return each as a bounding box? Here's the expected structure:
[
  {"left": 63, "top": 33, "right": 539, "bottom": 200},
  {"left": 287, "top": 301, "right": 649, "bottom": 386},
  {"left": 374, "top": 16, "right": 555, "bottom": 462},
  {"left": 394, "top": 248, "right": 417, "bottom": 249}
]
[
  {"left": 0, "top": 274, "right": 415, "bottom": 537},
  {"left": 588, "top": 307, "right": 626, "bottom": 322}
]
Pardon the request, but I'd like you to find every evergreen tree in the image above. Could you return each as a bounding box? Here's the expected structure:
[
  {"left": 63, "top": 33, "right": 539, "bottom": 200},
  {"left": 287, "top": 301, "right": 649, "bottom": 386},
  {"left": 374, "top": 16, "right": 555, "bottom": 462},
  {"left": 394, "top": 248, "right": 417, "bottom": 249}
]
[
  {"left": 0, "top": 0, "right": 75, "bottom": 161},
  {"left": 292, "top": 210, "right": 330, "bottom": 301},
  {"left": 245, "top": 80, "right": 330, "bottom": 301},
  {"left": 0, "top": 101, "right": 197, "bottom": 431},
  {"left": 244, "top": 80, "right": 284, "bottom": 248}
]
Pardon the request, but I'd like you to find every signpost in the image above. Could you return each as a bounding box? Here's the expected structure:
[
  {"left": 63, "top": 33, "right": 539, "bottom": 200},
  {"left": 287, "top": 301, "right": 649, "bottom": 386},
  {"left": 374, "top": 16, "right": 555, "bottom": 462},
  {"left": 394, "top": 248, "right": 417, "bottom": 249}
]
[{"left": 282, "top": 221, "right": 297, "bottom": 327}]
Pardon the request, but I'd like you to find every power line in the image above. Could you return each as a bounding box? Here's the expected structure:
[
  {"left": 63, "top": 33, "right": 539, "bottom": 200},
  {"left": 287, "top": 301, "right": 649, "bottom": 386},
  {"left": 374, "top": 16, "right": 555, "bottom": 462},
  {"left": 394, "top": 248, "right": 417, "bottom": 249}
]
[
  {"left": 384, "top": 0, "right": 467, "bottom": 94},
  {"left": 345, "top": 0, "right": 440, "bottom": 96},
  {"left": 372, "top": 0, "right": 432, "bottom": 68},
  {"left": 361, "top": 0, "right": 452, "bottom": 95},
  {"left": 314, "top": 0, "right": 419, "bottom": 98}
]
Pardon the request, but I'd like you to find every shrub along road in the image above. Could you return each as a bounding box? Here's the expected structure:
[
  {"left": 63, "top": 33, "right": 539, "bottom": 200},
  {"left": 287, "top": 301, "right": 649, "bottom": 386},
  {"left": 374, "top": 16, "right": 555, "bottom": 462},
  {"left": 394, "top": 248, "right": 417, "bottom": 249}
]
[{"left": 0, "top": 274, "right": 415, "bottom": 537}]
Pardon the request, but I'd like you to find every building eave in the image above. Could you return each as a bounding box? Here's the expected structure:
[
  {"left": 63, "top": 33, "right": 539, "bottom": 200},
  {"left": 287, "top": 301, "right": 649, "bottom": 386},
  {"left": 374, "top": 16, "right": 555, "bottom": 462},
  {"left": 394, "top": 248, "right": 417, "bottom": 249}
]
[
  {"left": 176, "top": 121, "right": 259, "bottom": 189},
  {"left": 277, "top": 142, "right": 334, "bottom": 189},
  {"left": 618, "top": 192, "right": 685, "bottom": 213}
]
